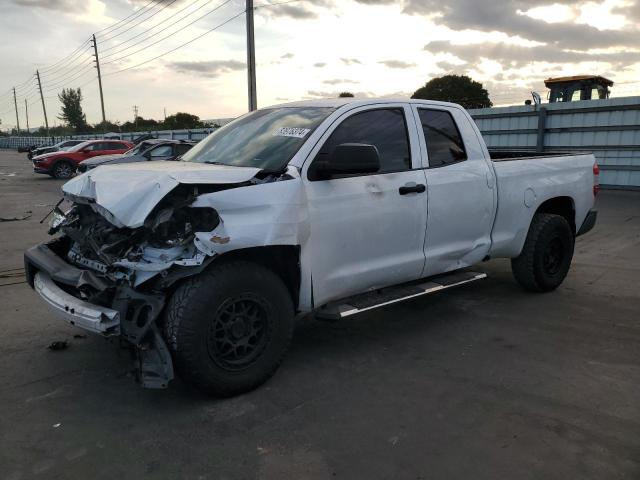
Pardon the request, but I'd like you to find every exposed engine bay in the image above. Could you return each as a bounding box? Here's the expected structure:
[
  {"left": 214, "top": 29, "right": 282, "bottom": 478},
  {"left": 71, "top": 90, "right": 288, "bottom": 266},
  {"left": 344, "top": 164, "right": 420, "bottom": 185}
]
[
  {"left": 51, "top": 185, "right": 222, "bottom": 287},
  {"left": 26, "top": 164, "right": 304, "bottom": 389}
]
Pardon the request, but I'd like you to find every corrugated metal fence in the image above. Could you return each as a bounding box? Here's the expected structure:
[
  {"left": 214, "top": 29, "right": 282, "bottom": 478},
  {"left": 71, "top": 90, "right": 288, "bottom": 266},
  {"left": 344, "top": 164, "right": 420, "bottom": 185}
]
[
  {"left": 469, "top": 96, "right": 640, "bottom": 189},
  {"left": 0, "top": 127, "right": 217, "bottom": 150}
]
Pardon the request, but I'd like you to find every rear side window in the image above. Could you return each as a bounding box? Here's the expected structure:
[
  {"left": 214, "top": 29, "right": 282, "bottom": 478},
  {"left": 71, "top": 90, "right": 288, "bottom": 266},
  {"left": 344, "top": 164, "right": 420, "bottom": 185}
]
[
  {"left": 87, "top": 142, "right": 106, "bottom": 151},
  {"left": 108, "top": 142, "right": 127, "bottom": 150},
  {"left": 417, "top": 109, "right": 467, "bottom": 167},
  {"left": 175, "top": 144, "right": 193, "bottom": 155},
  {"left": 149, "top": 145, "right": 172, "bottom": 157},
  {"left": 319, "top": 108, "right": 411, "bottom": 173}
]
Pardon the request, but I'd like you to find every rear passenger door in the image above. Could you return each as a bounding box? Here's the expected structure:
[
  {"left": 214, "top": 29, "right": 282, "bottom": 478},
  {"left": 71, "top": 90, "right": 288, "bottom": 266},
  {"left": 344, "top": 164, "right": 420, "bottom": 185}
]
[
  {"left": 106, "top": 141, "right": 129, "bottom": 154},
  {"left": 411, "top": 106, "right": 496, "bottom": 277}
]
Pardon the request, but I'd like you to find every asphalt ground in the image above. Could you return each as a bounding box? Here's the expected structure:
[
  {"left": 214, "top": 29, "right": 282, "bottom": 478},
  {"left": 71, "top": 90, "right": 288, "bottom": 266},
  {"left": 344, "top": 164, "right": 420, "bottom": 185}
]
[{"left": 0, "top": 149, "right": 638, "bottom": 479}]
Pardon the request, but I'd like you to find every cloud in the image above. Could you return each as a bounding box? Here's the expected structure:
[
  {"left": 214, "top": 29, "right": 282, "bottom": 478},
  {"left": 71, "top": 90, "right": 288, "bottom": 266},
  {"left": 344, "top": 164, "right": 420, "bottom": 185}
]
[
  {"left": 11, "top": 0, "right": 88, "bottom": 11},
  {"left": 322, "top": 78, "right": 360, "bottom": 85},
  {"left": 425, "top": 40, "right": 640, "bottom": 70},
  {"left": 378, "top": 60, "right": 417, "bottom": 69},
  {"left": 281, "top": 53, "right": 294, "bottom": 59},
  {"left": 341, "top": 58, "right": 362, "bottom": 65},
  {"left": 263, "top": 4, "right": 317, "bottom": 19},
  {"left": 167, "top": 60, "right": 245, "bottom": 77},
  {"left": 313, "top": 62, "right": 327, "bottom": 67},
  {"left": 354, "top": 0, "right": 638, "bottom": 50}
]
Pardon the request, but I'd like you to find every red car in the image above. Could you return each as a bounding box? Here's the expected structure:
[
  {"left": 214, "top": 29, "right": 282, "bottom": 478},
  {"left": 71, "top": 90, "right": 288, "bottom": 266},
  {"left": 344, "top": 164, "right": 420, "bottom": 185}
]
[{"left": 32, "top": 139, "right": 134, "bottom": 179}]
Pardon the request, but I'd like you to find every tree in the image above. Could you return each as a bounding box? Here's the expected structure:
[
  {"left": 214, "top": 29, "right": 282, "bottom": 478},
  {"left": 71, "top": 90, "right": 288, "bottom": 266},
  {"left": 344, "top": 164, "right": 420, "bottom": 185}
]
[
  {"left": 338, "top": 92, "right": 354, "bottom": 98},
  {"left": 162, "top": 112, "right": 203, "bottom": 129},
  {"left": 411, "top": 75, "right": 492, "bottom": 109},
  {"left": 57, "top": 88, "right": 88, "bottom": 132}
]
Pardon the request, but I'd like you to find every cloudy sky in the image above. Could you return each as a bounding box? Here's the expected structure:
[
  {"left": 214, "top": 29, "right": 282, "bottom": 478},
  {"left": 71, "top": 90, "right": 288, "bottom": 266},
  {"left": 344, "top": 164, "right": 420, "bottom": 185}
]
[{"left": 0, "top": 0, "right": 639, "bottom": 129}]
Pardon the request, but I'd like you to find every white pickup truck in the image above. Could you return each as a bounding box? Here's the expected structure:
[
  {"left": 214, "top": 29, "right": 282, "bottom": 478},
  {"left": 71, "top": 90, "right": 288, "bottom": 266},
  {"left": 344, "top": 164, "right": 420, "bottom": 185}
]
[{"left": 25, "top": 99, "right": 599, "bottom": 395}]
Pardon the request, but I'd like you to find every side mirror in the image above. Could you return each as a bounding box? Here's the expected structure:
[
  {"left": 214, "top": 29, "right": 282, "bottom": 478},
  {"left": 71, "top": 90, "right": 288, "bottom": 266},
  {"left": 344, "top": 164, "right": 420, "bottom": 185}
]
[{"left": 314, "top": 143, "right": 380, "bottom": 179}]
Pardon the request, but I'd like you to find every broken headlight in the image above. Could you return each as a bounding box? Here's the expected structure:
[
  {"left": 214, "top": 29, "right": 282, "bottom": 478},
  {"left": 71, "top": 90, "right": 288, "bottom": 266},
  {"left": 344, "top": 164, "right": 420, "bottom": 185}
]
[{"left": 148, "top": 207, "right": 220, "bottom": 248}]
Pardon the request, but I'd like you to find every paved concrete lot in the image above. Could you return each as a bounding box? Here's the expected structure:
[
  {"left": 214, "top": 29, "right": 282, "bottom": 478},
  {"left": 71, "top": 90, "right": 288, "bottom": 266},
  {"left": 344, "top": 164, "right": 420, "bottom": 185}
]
[{"left": 0, "top": 149, "right": 638, "bottom": 479}]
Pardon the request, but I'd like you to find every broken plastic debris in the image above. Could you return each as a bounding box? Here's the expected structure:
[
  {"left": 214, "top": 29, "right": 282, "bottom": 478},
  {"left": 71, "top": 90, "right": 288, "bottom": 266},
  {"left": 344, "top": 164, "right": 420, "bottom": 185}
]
[
  {"left": 48, "top": 341, "right": 68, "bottom": 351},
  {"left": 0, "top": 211, "right": 32, "bottom": 222},
  {"left": 52, "top": 423, "right": 61, "bottom": 428},
  {"left": 210, "top": 235, "right": 230, "bottom": 244}
]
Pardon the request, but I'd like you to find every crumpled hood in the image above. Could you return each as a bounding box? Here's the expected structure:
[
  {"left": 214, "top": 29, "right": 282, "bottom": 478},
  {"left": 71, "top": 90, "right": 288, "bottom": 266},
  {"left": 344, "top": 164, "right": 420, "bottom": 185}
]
[{"left": 62, "top": 161, "right": 262, "bottom": 228}]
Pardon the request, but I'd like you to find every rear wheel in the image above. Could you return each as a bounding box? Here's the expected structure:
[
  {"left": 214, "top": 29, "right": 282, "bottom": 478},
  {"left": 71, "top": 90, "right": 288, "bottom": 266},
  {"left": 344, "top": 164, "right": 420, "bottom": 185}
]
[
  {"left": 164, "top": 260, "right": 294, "bottom": 396},
  {"left": 52, "top": 161, "right": 74, "bottom": 179},
  {"left": 511, "top": 213, "right": 574, "bottom": 292}
]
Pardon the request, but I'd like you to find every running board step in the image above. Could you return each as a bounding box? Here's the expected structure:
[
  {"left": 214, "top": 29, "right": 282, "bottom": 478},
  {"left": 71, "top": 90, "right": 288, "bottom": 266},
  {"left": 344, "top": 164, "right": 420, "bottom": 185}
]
[{"left": 317, "top": 271, "right": 487, "bottom": 320}]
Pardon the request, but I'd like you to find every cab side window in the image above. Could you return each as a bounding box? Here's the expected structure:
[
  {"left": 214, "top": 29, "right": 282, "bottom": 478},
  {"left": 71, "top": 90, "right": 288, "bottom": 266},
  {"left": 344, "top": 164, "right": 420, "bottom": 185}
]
[
  {"left": 417, "top": 109, "right": 467, "bottom": 167},
  {"left": 87, "top": 142, "right": 106, "bottom": 151},
  {"left": 319, "top": 108, "right": 411, "bottom": 174},
  {"left": 175, "top": 144, "right": 193, "bottom": 155},
  {"left": 149, "top": 145, "right": 173, "bottom": 157}
]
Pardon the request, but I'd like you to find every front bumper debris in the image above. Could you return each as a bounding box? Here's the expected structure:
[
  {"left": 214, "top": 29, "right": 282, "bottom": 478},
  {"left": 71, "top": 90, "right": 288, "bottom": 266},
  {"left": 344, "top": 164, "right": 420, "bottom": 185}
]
[
  {"left": 25, "top": 239, "right": 175, "bottom": 389},
  {"left": 34, "top": 272, "right": 120, "bottom": 335}
]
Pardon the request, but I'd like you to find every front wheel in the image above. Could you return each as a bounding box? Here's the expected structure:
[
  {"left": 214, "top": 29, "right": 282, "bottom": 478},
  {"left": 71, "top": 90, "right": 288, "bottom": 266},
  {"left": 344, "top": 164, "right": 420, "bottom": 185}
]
[
  {"left": 52, "top": 161, "right": 74, "bottom": 179},
  {"left": 164, "top": 260, "right": 294, "bottom": 396},
  {"left": 511, "top": 213, "right": 575, "bottom": 292}
]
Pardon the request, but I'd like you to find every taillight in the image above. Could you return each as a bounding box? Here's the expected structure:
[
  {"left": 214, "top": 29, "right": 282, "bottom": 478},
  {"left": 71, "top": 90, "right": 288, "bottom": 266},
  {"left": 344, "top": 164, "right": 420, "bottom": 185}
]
[{"left": 593, "top": 162, "right": 600, "bottom": 197}]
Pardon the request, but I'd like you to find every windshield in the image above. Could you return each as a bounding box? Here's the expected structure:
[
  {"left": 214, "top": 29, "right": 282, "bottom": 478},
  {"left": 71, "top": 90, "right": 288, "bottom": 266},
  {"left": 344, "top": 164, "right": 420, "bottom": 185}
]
[
  {"left": 123, "top": 142, "right": 151, "bottom": 156},
  {"left": 181, "top": 107, "right": 334, "bottom": 171},
  {"left": 69, "top": 141, "right": 92, "bottom": 152}
]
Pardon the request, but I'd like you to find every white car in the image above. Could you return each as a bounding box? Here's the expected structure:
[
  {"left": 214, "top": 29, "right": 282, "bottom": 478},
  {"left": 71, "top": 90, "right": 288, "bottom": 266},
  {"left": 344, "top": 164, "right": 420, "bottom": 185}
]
[{"left": 25, "top": 98, "right": 598, "bottom": 395}]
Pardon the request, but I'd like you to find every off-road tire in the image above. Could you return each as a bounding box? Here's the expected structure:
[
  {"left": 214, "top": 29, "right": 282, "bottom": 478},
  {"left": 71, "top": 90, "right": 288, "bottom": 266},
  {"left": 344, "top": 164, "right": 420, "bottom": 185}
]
[
  {"left": 164, "top": 260, "right": 294, "bottom": 396},
  {"left": 511, "top": 213, "right": 574, "bottom": 292},
  {"left": 52, "top": 160, "right": 74, "bottom": 179}
]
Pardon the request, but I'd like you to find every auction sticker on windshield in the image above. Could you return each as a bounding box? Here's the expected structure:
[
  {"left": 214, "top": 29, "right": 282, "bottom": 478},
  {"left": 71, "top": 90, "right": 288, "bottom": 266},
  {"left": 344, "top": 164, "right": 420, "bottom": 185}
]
[{"left": 273, "top": 127, "right": 311, "bottom": 138}]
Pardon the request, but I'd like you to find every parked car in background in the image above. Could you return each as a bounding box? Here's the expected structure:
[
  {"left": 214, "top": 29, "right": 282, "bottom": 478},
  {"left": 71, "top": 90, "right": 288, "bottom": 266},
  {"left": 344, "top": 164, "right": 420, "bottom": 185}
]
[
  {"left": 32, "top": 139, "right": 133, "bottom": 178},
  {"left": 77, "top": 139, "right": 196, "bottom": 173},
  {"left": 28, "top": 140, "right": 85, "bottom": 160}
]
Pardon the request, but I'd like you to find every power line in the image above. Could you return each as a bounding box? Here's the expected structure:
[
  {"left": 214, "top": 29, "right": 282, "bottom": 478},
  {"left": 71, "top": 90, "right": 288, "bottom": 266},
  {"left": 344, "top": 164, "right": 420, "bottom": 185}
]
[
  {"left": 39, "top": 56, "right": 95, "bottom": 84},
  {"left": 101, "top": 0, "right": 218, "bottom": 60},
  {"left": 94, "top": 0, "right": 160, "bottom": 35},
  {"left": 39, "top": 39, "right": 93, "bottom": 73},
  {"left": 96, "top": 0, "right": 170, "bottom": 41},
  {"left": 101, "top": 0, "right": 214, "bottom": 54},
  {"left": 99, "top": 0, "right": 180, "bottom": 43},
  {"left": 41, "top": 66, "right": 97, "bottom": 93},
  {"left": 104, "top": 8, "right": 245, "bottom": 77},
  {"left": 101, "top": 0, "right": 236, "bottom": 66}
]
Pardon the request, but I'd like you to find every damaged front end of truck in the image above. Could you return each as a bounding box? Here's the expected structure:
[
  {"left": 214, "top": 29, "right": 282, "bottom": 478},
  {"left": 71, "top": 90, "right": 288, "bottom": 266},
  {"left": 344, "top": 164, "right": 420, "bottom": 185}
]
[{"left": 24, "top": 163, "right": 305, "bottom": 388}]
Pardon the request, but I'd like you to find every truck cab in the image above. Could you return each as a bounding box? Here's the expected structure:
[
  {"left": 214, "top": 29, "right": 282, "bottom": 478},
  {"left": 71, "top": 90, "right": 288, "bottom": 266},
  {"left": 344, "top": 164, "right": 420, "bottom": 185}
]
[{"left": 545, "top": 75, "right": 613, "bottom": 103}]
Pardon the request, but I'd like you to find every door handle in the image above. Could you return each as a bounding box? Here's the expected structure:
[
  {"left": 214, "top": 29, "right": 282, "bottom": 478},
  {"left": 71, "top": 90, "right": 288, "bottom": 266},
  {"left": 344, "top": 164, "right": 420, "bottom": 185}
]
[{"left": 399, "top": 183, "right": 426, "bottom": 195}]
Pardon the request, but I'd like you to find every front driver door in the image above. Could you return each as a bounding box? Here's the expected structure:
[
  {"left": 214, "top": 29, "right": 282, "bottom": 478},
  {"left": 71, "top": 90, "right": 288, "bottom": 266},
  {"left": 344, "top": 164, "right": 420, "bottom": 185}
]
[{"left": 303, "top": 105, "right": 428, "bottom": 307}]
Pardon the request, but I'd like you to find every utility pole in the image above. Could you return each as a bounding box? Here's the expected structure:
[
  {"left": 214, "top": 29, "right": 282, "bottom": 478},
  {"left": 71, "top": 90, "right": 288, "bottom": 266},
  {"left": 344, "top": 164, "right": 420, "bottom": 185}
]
[
  {"left": 36, "top": 70, "right": 49, "bottom": 136},
  {"left": 133, "top": 105, "right": 139, "bottom": 128},
  {"left": 91, "top": 34, "right": 106, "bottom": 125},
  {"left": 12, "top": 87, "right": 20, "bottom": 135},
  {"left": 246, "top": 0, "right": 257, "bottom": 111},
  {"left": 163, "top": 107, "right": 166, "bottom": 122},
  {"left": 24, "top": 99, "right": 29, "bottom": 133}
]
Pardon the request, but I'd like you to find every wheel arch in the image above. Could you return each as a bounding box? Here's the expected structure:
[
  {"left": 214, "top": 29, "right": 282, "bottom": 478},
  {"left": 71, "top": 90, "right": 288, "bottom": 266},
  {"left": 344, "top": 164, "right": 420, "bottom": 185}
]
[
  {"left": 534, "top": 196, "right": 576, "bottom": 234},
  {"left": 209, "top": 245, "right": 301, "bottom": 310},
  {"left": 51, "top": 157, "right": 75, "bottom": 171}
]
